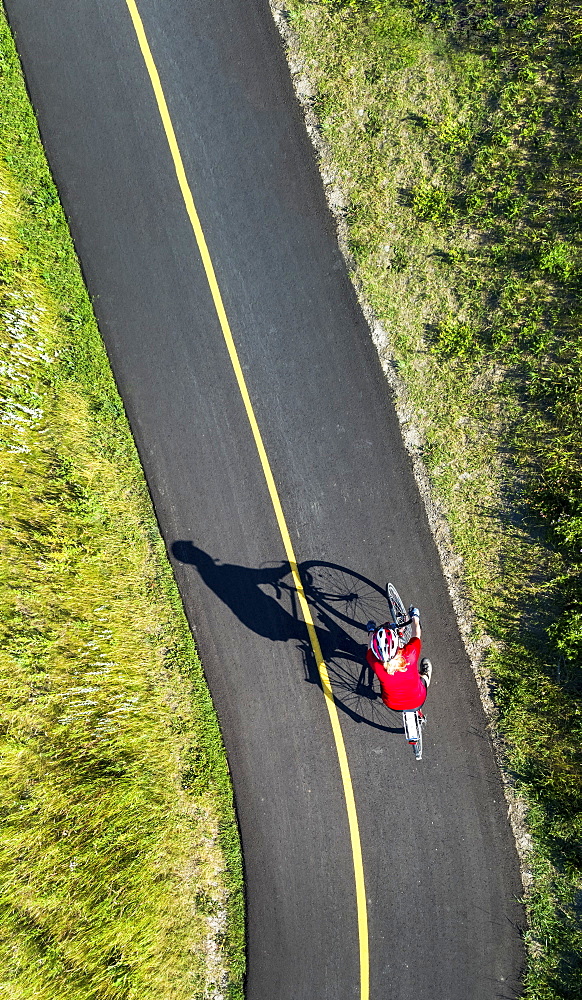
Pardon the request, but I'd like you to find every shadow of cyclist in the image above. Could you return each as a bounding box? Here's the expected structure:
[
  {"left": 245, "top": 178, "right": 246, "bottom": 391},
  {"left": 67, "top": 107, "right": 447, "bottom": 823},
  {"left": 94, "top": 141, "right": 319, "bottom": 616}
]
[
  {"left": 171, "top": 541, "right": 403, "bottom": 732},
  {"left": 171, "top": 540, "right": 306, "bottom": 643}
]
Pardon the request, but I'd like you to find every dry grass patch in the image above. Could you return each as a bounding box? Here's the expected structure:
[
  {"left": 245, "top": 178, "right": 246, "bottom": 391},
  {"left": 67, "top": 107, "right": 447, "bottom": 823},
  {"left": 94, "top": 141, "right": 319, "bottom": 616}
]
[{"left": 278, "top": 2, "right": 581, "bottom": 995}]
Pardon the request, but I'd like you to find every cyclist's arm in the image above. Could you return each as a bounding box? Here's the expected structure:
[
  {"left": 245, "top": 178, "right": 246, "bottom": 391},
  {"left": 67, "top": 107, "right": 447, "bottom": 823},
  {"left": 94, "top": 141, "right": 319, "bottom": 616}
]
[{"left": 411, "top": 613, "right": 421, "bottom": 640}]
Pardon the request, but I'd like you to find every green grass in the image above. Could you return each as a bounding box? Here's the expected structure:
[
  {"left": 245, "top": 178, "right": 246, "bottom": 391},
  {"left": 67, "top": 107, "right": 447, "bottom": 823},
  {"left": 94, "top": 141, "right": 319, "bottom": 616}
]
[
  {"left": 283, "top": 1, "right": 581, "bottom": 996},
  {"left": 0, "top": 8, "right": 244, "bottom": 999}
]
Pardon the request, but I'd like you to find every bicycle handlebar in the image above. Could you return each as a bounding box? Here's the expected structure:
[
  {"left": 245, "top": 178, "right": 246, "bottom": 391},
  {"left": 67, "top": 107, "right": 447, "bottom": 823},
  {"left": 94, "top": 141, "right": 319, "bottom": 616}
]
[{"left": 390, "top": 617, "right": 414, "bottom": 629}]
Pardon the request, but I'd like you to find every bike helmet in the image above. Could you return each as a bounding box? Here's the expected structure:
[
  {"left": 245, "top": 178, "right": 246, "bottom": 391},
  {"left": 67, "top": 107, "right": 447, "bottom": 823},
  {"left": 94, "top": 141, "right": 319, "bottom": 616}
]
[{"left": 370, "top": 625, "right": 398, "bottom": 664}]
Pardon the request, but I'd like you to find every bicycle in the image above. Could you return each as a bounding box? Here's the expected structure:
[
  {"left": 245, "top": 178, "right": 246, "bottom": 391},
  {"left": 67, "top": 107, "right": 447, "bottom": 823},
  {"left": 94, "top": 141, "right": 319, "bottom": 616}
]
[{"left": 385, "top": 582, "right": 427, "bottom": 761}]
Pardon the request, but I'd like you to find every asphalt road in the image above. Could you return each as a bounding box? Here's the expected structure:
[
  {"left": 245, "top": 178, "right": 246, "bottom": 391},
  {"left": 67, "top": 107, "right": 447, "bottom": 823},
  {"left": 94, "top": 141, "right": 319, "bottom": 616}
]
[{"left": 6, "top": 1, "right": 526, "bottom": 997}]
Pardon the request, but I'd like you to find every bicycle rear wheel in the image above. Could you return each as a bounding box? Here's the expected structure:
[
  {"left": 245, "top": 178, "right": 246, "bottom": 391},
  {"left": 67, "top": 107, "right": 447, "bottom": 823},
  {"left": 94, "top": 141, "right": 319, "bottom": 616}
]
[
  {"left": 386, "top": 583, "right": 412, "bottom": 645},
  {"left": 403, "top": 708, "right": 424, "bottom": 760}
]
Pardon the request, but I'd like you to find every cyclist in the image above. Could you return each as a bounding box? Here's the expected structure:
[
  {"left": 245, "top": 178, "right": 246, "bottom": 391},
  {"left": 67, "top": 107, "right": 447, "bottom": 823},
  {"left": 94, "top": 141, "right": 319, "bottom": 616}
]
[{"left": 365, "top": 607, "right": 432, "bottom": 711}]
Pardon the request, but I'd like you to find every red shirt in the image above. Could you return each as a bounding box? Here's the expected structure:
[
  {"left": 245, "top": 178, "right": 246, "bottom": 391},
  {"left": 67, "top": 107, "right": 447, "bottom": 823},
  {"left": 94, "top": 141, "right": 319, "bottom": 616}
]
[{"left": 366, "top": 637, "right": 427, "bottom": 710}]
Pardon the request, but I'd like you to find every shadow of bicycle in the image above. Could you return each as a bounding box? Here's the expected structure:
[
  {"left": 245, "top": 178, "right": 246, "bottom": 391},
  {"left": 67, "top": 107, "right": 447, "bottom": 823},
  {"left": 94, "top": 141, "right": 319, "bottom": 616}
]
[{"left": 172, "top": 541, "right": 405, "bottom": 733}]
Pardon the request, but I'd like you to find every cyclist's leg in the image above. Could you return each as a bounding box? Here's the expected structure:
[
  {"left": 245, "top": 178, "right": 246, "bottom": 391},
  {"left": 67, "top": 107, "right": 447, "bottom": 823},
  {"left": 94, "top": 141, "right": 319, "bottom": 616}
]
[{"left": 420, "top": 657, "right": 433, "bottom": 687}]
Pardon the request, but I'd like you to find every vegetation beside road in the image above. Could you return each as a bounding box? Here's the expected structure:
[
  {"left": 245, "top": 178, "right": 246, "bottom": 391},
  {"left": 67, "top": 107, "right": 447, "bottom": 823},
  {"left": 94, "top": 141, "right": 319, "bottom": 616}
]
[
  {"left": 0, "top": 9, "right": 244, "bottom": 999},
  {"left": 284, "top": 1, "right": 581, "bottom": 996}
]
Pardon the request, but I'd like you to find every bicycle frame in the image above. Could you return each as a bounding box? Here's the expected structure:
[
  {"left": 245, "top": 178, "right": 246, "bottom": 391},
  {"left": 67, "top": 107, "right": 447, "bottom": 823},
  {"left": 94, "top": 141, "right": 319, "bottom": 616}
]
[{"left": 386, "top": 582, "right": 428, "bottom": 760}]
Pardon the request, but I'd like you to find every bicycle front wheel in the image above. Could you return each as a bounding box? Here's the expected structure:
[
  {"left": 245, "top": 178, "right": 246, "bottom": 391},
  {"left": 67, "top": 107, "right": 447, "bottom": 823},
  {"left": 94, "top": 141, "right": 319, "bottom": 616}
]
[{"left": 386, "top": 583, "right": 412, "bottom": 645}]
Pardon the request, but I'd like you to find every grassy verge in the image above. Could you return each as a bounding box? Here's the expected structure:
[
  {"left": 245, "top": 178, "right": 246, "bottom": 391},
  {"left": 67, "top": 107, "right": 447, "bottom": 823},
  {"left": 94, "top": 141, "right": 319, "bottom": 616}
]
[
  {"left": 0, "top": 8, "right": 244, "bottom": 999},
  {"left": 280, "top": 1, "right": 581, "bottom": 996}
]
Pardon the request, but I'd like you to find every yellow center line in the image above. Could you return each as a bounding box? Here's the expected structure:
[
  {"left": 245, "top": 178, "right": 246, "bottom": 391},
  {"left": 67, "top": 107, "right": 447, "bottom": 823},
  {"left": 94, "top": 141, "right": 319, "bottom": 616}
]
[{"left": 123, "top": 2, "right": 369, "bottom": 995}]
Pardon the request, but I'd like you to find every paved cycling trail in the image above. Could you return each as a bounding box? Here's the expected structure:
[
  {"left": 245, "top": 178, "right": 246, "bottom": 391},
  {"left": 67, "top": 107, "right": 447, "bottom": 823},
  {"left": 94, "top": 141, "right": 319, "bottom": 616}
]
[{"left": 6, "top": 2, "right": 525, "bottom": 997}]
